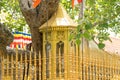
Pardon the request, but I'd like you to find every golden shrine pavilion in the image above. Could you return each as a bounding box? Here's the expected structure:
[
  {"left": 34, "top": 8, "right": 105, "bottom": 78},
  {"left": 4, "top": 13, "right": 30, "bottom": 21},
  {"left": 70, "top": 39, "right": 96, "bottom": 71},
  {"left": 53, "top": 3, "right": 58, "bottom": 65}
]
[{"left": 39, "top": 5, "right": 120, "bottom": 80}]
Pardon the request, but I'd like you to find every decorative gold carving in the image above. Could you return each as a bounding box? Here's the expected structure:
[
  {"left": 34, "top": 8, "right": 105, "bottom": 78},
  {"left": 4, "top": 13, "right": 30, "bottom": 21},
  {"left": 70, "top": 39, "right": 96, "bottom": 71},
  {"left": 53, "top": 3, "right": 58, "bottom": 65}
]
[{"left": 56, "top": 31, "right": 65, "bottom": 40}]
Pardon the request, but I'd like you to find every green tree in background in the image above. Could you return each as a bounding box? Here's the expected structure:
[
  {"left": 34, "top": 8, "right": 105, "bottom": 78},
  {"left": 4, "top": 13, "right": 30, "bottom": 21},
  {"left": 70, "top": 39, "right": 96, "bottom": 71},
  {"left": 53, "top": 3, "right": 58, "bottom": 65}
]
[
  {"left": 61, "top": 0, "right": 120, "bottom": 48},
  {"left": 0, "top": 0, "right": 29, "bottom": 32},
  {"left": 0, "top": 0, "right": 120, "bottom": 51}
]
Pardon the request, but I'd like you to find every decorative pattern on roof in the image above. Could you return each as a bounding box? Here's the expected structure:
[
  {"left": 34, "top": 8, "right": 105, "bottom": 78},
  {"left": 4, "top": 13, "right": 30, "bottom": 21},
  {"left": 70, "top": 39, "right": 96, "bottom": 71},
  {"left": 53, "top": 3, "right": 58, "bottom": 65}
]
[{"left": 39, "top": 5, "right": 77, "bottom": 30}]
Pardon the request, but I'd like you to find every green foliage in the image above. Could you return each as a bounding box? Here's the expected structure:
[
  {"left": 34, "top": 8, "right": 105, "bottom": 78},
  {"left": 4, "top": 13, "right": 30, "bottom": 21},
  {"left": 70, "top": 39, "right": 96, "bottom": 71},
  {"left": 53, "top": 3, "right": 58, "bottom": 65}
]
[
  {"left": 85, "top": 21, "right": 92, "bottom": 30},
  {"left": 61, "top": 0, "right": 120, "bottom": 49},
  {"left": 98, "top": 43, "right": 105, "bottom": 49},
  {"left": 0, "top": 0, "right": 29, "bottom": 32},
  {"left": 75, "top": 38, "right": 81, "bottom": 45}
]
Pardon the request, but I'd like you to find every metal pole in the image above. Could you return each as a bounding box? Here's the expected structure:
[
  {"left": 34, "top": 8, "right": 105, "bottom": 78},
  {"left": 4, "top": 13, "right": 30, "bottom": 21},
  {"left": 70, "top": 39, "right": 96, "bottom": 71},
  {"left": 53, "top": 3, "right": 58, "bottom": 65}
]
[{"left": 78, "top": 0, "right": 85, "bottom": 79}]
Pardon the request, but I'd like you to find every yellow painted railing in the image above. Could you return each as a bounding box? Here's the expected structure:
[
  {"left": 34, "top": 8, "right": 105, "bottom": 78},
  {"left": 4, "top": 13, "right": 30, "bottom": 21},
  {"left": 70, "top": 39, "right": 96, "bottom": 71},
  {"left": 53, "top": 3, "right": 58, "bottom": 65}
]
[{"left": 0, "top": 48, "right": 120, "bottom": 80}]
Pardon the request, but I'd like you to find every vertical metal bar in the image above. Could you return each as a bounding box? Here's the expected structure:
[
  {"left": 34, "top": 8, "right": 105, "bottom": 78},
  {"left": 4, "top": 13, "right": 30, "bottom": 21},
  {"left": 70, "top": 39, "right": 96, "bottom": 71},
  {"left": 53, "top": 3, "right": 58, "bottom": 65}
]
[
  {"left": 98, "top": 52, "right": 101, "bottom": 79},
  {"left": 113, "top": 55, "right": 115, "bottom": 78},
  {"left": 86, "top": 57, "right": 89, "bottom": 80},
  {"left": 83, "top": 57, "right": 86, "bottom": 80},
  {"left": 72, "top": 45, "right": 74, "bottom": 79},
  {"left": 84, "top": 40, "right": 89, "bottom": 80},
  {"left": 49, "top": 50, "right": 51, "bottom": 79},
  {"left": 44, "top": 51, "right": 46, "bottom": 80},
  {"left": 59, "top": 48, "right": 61, "bottom": 79},
  {"left": 72, "top": 44, "right": 75, "bottom": 79},
  {"left": 99, "top": 57, "right": 101, "bottom": 79},
  {"left": 79, "top": 45, "right": 82, "bottom": 80},
  {"left": 50, "top": 46, "right": 53, "bottom": 79},
  {"left": 91, "top": 58, "right": 93, "bottom": 80},
  {"left": 110, "top": 55, "right": 112, "bottom": 79},
  {"left": 9, "top": 54, "right": 11, "bottom": 80},
  {"left": 66, "top": 42, "right": 70, "bottom": 79},
  {"left": 114, "top": 55, "right": 117, "bottom": 79},
  {"left": 39, "top": 51, "right": 42, "bottom": 80},
  {"left": 26, "top": 59, "right": 29, "bottom": 80},
  {"left": 108, "top": 55, "right": 110, "bottom": 79},
  {"left": 64, "top": 44, "right": 67, "bottom": 80},
  {"left": 89, "top": 52, "right": 91, "bottom": 80},
  {"left": 111, "top": 55, "right": 114, "bottom": 79},
  {"left": 76, "top": 45, "right": 79, "bottom": 79},
  {"left": 85, "top": 55, "right": 87, "bottom": 79},
  {"left": 41, "top": 43, "right": 43, "bottom": 80},
  {"left": 95, "top": 51, "right": 97, "bottom": 80},
  {"left": 115, "top": 54, "right": 117, "bottom": 79},
  {"left": 118, "top": 62, "right": 120, "bottom": 79},
  {"left": 42, "top": 42, "right": 45, "bottom": 80},
  {"left": 29, "top": 51, "right": 32, "bottom": 80},
  {"left": 34, "top": 52, "right": 37, "bottom": 80},
  {"left": 81, "top": 38, "right": 84, "bottom": 80},
  {"left": 103, "top": 53, "right": 105, "bottom": 80},
  {"left": 20, "top": 52, "right": 23, "bottom": 80},
  {"left": 69, "top": 46, "right": 72, "bottom": 79},
  {"left": 117, "top": 56, "right": 119, "bottom": 79},
  {"left": 106, "top": 55, "right": 108, "bottom": 79},
  {"left": 95, "top": 58, "right": 99, "bottom": 80},
  {"left": 11, "top": 54, "right": 13, "bottom": 80},
  {"left": 101, "top": 53, "right": 103, "bottom": 79},
  {"left": 53, "top": 43, "right": 56, "bottom": 80},
  {"left": 16, "top": 49, "right": 18, "bottom": 80},
  {"left": 23, "top": 50, "right": 27, "bottom": 80},
  {"left": 92, "top": 52, "right": 94, "bottom": 79},
  {"left": 8, "top": 54, "right": 10, "bottom": 79},
  {"left": 0, "top": 57, "right": 1, "bottom": 80},
  {"left": 6, "top": 53, "right": 9, "bottom": 79},
  {"left": 116, "top": 56, "right": 118, "bottom": 79},
  {"left": 1, "top": 56, "right": 4, "bottom": 80},
  {"left": 104, "top": 57, "right": 106, "bottom": 79}
]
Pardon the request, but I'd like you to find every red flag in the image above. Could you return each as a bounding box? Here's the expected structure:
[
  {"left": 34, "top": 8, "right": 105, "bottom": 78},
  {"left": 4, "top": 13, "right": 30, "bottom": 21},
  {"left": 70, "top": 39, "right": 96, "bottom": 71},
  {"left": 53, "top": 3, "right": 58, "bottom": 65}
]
[
  {"left": 72, "top": 0, "right": 82, "bottom": 8},
  {"left": 33, "top": 0, "right": 41, "bottom": 8},
  {"left": 77, "top": 0, "right": 82, "bottom": 3}
]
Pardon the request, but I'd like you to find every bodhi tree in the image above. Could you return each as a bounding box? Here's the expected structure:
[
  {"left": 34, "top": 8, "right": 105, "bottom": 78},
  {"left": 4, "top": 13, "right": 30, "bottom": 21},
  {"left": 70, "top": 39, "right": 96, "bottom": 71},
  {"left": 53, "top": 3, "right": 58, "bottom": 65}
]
[
  {"left": 62, "top": 0, "right": 120, "bottom": 48},
  {"left": 0, "top": 0, "right": 120, "bottom": 53},
  {"left": 1, "top": 0, "right": 60, "bottom": 53},
  {"left": 18, "top": 0, "right": 60, "bottom": 53}
]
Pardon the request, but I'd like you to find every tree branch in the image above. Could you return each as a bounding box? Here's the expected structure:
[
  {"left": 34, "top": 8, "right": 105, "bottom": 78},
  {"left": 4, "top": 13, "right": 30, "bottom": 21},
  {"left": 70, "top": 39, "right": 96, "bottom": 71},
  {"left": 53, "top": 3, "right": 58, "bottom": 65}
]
[
  {"left": 19, "top": 0, "right": 60, "bottom": 28},
  {"left": 93, "top": 12, "right": 120, "bottom": 27}
]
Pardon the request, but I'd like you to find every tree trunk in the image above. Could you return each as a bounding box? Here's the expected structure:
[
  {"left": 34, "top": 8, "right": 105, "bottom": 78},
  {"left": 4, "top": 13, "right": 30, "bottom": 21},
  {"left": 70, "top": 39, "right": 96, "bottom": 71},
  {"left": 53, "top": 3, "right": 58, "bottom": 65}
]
[
  {"left": 30, "top": 27, "right": 42, "bottom": 53},
  {"left": 19, "top": 0, "right": 60, "bottom": 53}
]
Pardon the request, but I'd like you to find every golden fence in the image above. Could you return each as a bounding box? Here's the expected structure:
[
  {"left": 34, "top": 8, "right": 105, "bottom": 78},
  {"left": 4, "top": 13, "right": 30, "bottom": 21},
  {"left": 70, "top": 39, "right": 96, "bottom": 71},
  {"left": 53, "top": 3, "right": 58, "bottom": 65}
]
[
  {"left": 0, "top": 50, "right": 41, "bottom": 80},
  {"left": 0, "top": 48, "right": 120, "bottom": 80}
]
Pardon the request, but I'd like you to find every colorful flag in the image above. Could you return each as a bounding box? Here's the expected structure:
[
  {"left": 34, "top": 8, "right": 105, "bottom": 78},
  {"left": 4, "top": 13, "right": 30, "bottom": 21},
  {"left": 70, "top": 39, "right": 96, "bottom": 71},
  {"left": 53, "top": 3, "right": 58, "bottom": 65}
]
[
  {"left": 10, "top": 32, "right": 32, "bottom": 49},
  {"left": 72, "top": 0, "right": 82, "bottom": 8},
  {"left": 33, "top": 0, "right": 41, "bottom": 8}
]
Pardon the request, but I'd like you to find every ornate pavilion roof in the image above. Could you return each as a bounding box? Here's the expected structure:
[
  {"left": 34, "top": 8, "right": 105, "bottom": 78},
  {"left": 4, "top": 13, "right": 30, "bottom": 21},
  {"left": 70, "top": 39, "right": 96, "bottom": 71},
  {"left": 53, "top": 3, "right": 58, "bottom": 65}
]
[{"left": 39, "top": 4, "right": 77, "bottom": 30}]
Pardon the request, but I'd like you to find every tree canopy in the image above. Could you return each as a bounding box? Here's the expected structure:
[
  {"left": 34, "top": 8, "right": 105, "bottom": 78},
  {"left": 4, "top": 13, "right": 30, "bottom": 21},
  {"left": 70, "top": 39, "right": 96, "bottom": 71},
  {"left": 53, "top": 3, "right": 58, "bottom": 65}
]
[
  {"left": 1, "top": 0, "right": 120, "bottom": 49},
  {"left": 0, "top": 0, "right": 29, "bottom": 32},
  {"left": 61, "top": 0, "right": 120, "bottom": 48}
]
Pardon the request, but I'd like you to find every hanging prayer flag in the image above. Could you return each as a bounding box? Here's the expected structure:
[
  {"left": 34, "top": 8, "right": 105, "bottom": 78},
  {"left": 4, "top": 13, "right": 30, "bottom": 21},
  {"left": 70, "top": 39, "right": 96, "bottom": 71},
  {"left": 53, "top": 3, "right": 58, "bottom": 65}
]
[
  {"left": 10, "top": 32, "right": 32, "bottom": 49},
  {"left": 33, "top": 0, "right": 41, "bottom": 8},
  {"left": 72, "top": 0, "right": 82, "bottom": 8},
  {"left": 78, "top": 0, "right": 82, "bottom": 3}
]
